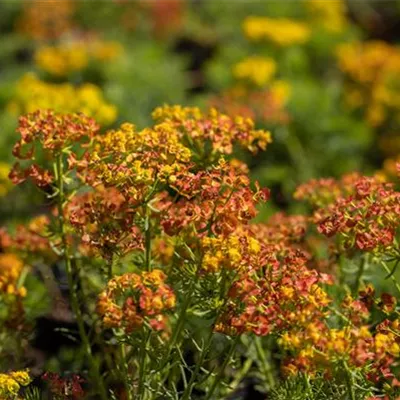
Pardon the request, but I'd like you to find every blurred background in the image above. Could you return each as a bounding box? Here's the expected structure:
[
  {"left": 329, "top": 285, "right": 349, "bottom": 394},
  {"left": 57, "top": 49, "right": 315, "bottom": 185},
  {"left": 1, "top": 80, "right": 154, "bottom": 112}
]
[{"left": 0, "top": 0, "right": 400, "bottom": 219}]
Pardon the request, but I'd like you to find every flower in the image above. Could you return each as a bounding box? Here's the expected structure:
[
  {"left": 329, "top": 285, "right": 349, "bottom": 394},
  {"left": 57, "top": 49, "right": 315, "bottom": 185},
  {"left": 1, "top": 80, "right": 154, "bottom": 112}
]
[
  {"left": 310, "top": 176, "right": 400, "bottom": 253},
  {"left": 0, "top": 163, "right": 13, "bottom": 197},
  {"left": 9, "top": 110, "right": 99, "bottom": 188},
  {"left": 216, "top": 248, "right": 331, "bottom": 337},
  {"left": 0, "top": 253, "right": 27, "bottom": 298},
  {"left": 43, "top": 372, "right": 84, "bottom": 400},
  {"left": 0, "top": 370, "right": 31, "bottom": 399},
  {"left": 336, "top": 41, "right": 400, "bottom": 127},
  {"left": 35, "top": 40, "right": 123, "bottom": 76},
  {"left": 97, "top": 270, "right": 176, "bottom": 333},
  {"left": 15, "top": 0, "right": 75, "bottom": 40},
  {"left": 243, "top": 16, "right": 311, "bottom": 46},
  {"left": 8, "top": 74, "right": 117, "bottom": 126},
  {"left": 209, "top": 82, "right": 291, "bottom": 125},
  {"left": 233, "top": 57, "right": 276, "bottom": 87},
  {"left": 305, "top": 0, "right": 348, "bottom": 32}
]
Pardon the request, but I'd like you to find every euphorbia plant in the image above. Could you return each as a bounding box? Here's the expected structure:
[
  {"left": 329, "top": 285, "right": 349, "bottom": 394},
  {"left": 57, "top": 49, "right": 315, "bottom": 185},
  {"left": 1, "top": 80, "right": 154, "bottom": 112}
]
[{"left": 5, "top": 106, "right": 400, "bottom": 400}]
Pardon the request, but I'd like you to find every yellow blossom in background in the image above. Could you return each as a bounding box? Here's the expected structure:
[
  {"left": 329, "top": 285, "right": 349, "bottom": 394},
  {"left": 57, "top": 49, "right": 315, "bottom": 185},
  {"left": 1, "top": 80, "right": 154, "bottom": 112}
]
[
  {"left": 0, "top": 163, "right": 12, "bottom": 197},
  {"left": 0, "top": 370, "right": 31, "bottom": 399},
  {"left": 7, "top": 74, "right": 117, "bottom": 126},
  {"left": 233, "top": 56, "right": 276, "bottom": 87},
  {"left": 0, "top": 253, "right": 27, "bottom": 298},
  {"left": 35, "top": 40, "right": 124, "bottom": 77},
  {"left": 243, "top": 16, "right": 311, "bottom": 46},
  {"left": 337, "top": 41, "right": 400, "bottom": 127},
  {"left": 91, "top": 40, "right": 124, "bottom": 61},
  {"left": 305, "top": 0, "right": 348, "bottom": 32},
  {"left": 270, "top": 79, "right": 292, "bottom": 106},
  {"left": 35, "top": 44, "right": 88, "bottom": 77}
]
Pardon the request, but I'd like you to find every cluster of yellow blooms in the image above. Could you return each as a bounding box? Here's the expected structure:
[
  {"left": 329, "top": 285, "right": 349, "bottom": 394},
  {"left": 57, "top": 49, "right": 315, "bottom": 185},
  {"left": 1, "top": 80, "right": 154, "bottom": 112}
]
[
  {"left": 7, "top": 74, "right": 117, "bottom": 126},
  {"left": 201, "top": 235, "right": 261, "bottom": 273},
  {"left": 0, "top": 163, "right": 12, "bottom": 198},
  {"left": 0, "top": 253, "right": 27, "bottom": 298},
  {"left": 337, "top": 41, "right": 400, "bottom": 127},
  {"left": 243, "top": 16, "right": 311, "bottom": 46},
  {"left": 35, "top": 40, "right": 124, "bottom": 77},
  {"left": 0, "top": 370, "right": 31, "bottom": 399},
  {"left": 232, "top": 56, "right": 276, "bottom": 87},
  {"left": 304, "top": 0, "right": 348, "bottom": 32}
]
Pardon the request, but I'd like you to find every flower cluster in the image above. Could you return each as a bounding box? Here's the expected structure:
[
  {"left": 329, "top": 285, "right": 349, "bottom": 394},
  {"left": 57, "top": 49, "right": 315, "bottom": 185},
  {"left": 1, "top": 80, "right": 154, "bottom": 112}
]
[
  {"left": 0, "top": 215, "right": 54, "bottom": 261},
  {"left": 97, "top": 270, "right": 176, "bottom": 333},
  {"left": 67, "top": 187, "right": 143, "bottom": 259},
  {"left": 35, "top": 40, "right": 123, "bottom": 77},
  {"left": 7, "top": 74, "right": 117, "bottom": 126},
  {"left": 78, "top": 120, "right": 191, "bottom": 207},
  {"left": 42, "top": 372, "right": 85, "bottom": 400},
  {"left": 336, "top": 41, "right": 400, "bottom": 127},
  {"left": 280, "top": 291, "right": 400, "bottom": 392},
  {"left": 0, "top": 253, "right": 26, "bottom": 299},
  {"left": 15, "top": 0, "right": 76, "bottom": 40},
  {"left": 9, "top": 110, "right": 98, "bottom": 188},
  {"left": 305, "top": 0, "right": 348, "bottom": 32},
  {"left": 233, "top": 56, "right": 276, "bottom": 87},
  {"left": 0, "top": 163, "right": 12, "bottom": 197},
  {"left": 243, "top": 16, "right": 311, "bottom": 46},
  {"left": 216, "top": 249, "right": 332, "bottom": 336},
  {"left": 0, "top": 370, "right": 31, "bottom": 399},
  {"left": 157, "top": 159, "right": 270, "bottom": 237},
  {"left": 303, "top": 175, "right": 400, "bottom": 253},
  {"left": 294, "top": 172, "right": 363, "bottom": 208},
  {"left": 200, "top": 234, "right": 262, "bottom": 274},
  {"left": 209, "top": 82, "right": 291, "bottom": 125},
  {"left": 152, "top": 105, "right": 271, "bottom": 155}
]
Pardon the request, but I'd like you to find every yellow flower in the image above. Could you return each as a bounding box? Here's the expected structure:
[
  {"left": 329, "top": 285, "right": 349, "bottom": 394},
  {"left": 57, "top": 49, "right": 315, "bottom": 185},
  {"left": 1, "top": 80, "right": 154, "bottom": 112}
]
[
  {"left": 305, "top": 0, "right": 348, "bottom": 32},
  {"left": 0, "top": 253, "right": 26, "bottom": 298},
  {"left": 35, "top": 40, "right": 124, "bottom": 77},
  {"left": 233, "top": 56, "right": 276, "bottom": 87},
  {"left": 35, "top": 43, "right": 88, "bottom": 76},
  {"left": 8, "top": 74, "right": 117, "bottom": 126},
  {"left": 270, "top": 80, "right": 292, "bottom": 106},
  {"left": 0, "top": 370, "right": 31, "bottom": 398},
  {"left": 0, "top": 163, "right": 12, "bottom": 197},
  {"left": 243, "top": 16, "right": 311, "bottom": 46},
  {"left": 337, "top": 41, "right": 400, "bottom": 127}
]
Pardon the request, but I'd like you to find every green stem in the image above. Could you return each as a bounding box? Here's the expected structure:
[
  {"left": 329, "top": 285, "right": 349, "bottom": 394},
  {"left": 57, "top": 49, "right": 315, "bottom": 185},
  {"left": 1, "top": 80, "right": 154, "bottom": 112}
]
[
  {"left": 55, "top": 155, "right": 108, "bottom": 400},
  {"left": 120, "top": 343, "right": 132, "bottom": 400},
  {"left": 181, "top": 329, "right": 215, "bottom": 400},
  {"left": 254, "top": 336, "right": 275, "bottom": 389},
  {"left": 205, "top": 335, "right": 240, "bottom": 400},
  {"left": 138, "top": 330, "right": 151, "bottom": 400},
  {"left": 144, "top": 204, "right": 151, "bottom": 271},
  {"left": 343, "top": 362, "right": 356, "bottom": 400},
  {"left": 382, "top": 260, "right": 400, "bottom": 295},
  {"left": 354, "top": 255, "right": 367, "bottom": 293},
  {"left": 303, "top": 374, "right": 314, "bottom": 400}
]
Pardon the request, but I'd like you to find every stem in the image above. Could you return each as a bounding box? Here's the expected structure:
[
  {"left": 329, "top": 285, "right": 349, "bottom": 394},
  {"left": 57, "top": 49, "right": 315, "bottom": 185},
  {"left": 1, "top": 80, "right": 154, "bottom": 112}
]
[
  {"left": 343, "top": 362, "right": 356, "bottom": 400},
  {"left": 144, "top": 204, "right": 151, "bottom": 271},
  {"left": 181, "top": 329, "right": 215, "bottom": 400},
  {"left": 55, "top": 155, "right": 108, "bottom": 400},
  {"left": 354, "top": 255, "right": 366, "bottom": 293},
  {"left": 303, "top": 374, "right": 314, "bottom": 400},
  {"left": 138, "top": 330, "right": 151, "bottom": 400},
  {"left": 254, "top": 336, "right": 275, "bottom": 389},
  {"left": 119, "top": 343, "right": 132, "bottom": 400},
  {"left": 205, "top": 335, "right": 240, "bottom": 400},
  {"left": 381, "top": 260, "right": 400, "bottom": 295}
]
